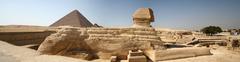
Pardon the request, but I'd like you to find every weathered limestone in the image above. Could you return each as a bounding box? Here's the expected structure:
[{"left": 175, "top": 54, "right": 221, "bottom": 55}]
[
  {"left": 158, "top": 48, "right": 211, "bottom": 60},
  {"left": 37, "top": 27, "right": 164, "bottom": 60},
  {"left": 37, "top": 8, "right": 213, "bottom": 62},
  {"left": 127, "top": 50, "right": 147, "bottom": 62},
  {"left": 145, "top": 47, "right": 212, "bottom": 61},
  {"left": 132, "top": 8, "right": 154, "bottom": 28},
  {"left": 37, "top": 27, "right": 95, "bottom": 60},
  {"left": 40, "top": 8, "right": 164, "bottom": 61},
  {"left": 144, "top": 49, "right": 156, "bottom": 62}
]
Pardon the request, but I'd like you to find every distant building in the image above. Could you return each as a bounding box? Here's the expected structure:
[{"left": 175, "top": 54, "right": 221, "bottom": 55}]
[{"left": 228, "top": 29, "right": 240, "bottom": 35}]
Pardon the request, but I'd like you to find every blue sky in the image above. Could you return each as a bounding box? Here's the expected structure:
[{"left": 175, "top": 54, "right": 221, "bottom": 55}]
[{"left": 0, "top": 0, "right": 240, "bottom": 30}]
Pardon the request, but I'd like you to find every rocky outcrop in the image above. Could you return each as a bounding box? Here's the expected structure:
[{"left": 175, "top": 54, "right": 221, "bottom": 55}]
[
  {"left": 37, "top": 27, "right": 94, "bottom": 60},
  {"left": 37, "top": 27, "right": 164, "bottom": 60}
]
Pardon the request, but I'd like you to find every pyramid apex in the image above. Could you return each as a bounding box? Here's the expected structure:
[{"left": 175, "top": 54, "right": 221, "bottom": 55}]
[
  {"left": 72, "top": 9, "right": 79, "bottom": 12},
  {"left": 69, "top": 10, "right": 80, "bottom": 14}
]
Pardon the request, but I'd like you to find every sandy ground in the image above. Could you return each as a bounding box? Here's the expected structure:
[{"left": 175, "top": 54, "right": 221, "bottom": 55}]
[
  {"left": 0, "top": 40, "right": 240, "bottom": 62},
  {"left": 0, "top": 40, "right": 39, "bottom": 62},
  {"left": 0, "top": 52, "right": 19, "bottom": 62},
  {"left": 0, "top": 25, "right": 49, "bottom": 32}
]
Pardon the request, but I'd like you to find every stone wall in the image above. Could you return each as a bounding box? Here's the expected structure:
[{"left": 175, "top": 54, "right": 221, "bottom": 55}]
[{"left": 0, "top": 31, "right": 54, "bottom": 46}]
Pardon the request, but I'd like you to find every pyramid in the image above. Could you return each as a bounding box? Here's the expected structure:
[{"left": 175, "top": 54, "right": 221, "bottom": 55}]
[{"left": 50, "top": 10, "right": 93, "bottom": 27}]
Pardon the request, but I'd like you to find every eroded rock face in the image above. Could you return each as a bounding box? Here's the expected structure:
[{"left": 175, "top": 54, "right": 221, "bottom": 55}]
[
  {"left": 37, "top": 27, "right": 164, "bottom": 60},
  {"left": 37, "top": 27, "right": 94, "bottom": 60},
  {"left": 86, "top": 28, "right": 164, "bottom": 59},
  {"left": 132, "top": 8, "right": 154, "bottom": 28}
]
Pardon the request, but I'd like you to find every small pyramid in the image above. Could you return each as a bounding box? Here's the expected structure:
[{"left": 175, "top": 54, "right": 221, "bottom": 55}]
[{"left": 50, "top": 10, "right": 93, "bottom": 27}]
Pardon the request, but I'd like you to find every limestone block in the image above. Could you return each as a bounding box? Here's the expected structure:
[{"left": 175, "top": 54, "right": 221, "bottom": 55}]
[
  {"left": 128, "top": 56, "right": 147, "bottom": 62},
  {"left": 144, "top": 49, "right": 156, "bottom": 62},
  {"left": 133, "top": 31, "right": 156, "bottom": 35},
  {"left": 155, "top": 47, "right": 212, "bottom": 61},
  {"left": 110, "top": 56, "right": 118, "bottom": 62},
  {"left": 127, "top": 50, "right": 147, "bottom": 62},
  {"left": 129, "top": 50, "right": 144, "bottom": 56}
]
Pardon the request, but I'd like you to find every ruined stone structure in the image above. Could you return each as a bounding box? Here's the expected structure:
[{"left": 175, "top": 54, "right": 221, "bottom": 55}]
[
  {"left": 37, "top": 8, "right": 212, "bottom": 62},
  {"left": 127, "top": 50, "right": 147, "bottom": 62},
  {"left": 50, "top": 10, "right": 93, "bottom": 27},
  {"left": 38, "top": 27, "right": 164, "bottom": 60},
  {"left": 38, "top": 8, "right": 163, "bottom": 61}
]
